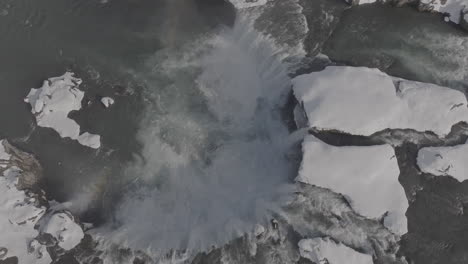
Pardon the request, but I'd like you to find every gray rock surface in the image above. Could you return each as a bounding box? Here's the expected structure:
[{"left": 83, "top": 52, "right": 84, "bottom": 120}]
[{"left": 1, "top": 140, "right": 43, "bottom": 191}]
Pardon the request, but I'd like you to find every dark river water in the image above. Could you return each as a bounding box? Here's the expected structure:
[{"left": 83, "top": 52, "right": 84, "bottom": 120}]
[{"left": 0, "top": 0, "right": 234, "bottom": 204}]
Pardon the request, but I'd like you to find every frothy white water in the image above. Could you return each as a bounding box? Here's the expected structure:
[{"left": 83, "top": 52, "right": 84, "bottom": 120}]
[{"left": 94, "top": 18, "right": 297, "bottom": 253}]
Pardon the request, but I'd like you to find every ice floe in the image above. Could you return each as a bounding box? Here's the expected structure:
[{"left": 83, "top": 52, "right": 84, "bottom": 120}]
[
  {"left": 296, "top": 135, "right": 407, "bottom": 234},
  {"left": 418, "top": 141, "right": 468, "bottom": 182},
  {"left": 77, "top": 132, "right": 101, "bottom": 149},
  {"left": 100, "top": 96, "right": 115, "bottom": 108},
  {"left": 298, "top": 238, "right": 374, "bottom": 264},
  {"left": 298, "top": 237, "right": 373, "bottom": 264},
  {"left": 292, "top": 66, "right": 468, "bottom": 137},
  {"left": 24, "top": 72, "right": 101, "bottom": 149}
]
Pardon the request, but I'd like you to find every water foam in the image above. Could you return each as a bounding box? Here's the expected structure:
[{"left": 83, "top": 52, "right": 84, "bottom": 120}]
[{"left": 94, "top": 17, "right": 297, "bottom": 254}]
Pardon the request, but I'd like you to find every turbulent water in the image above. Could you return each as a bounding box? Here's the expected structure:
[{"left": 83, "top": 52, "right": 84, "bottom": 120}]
[
  {"left": 2, "top": 0, "right": 468, "bottom": 263},
  {"left": 323, "top": 5, "right": 468, "bottom": 90},
  {"left": 94, "top": 17, "right": 298, "bottom": 251},
  {"left": 0, "top": 0, "right": 304, "bottom": 255}
]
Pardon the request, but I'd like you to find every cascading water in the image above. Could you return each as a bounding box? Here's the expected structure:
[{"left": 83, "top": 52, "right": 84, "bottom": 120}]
[{"left": 93, "top": 16, "right": 298, "bottom": 253}]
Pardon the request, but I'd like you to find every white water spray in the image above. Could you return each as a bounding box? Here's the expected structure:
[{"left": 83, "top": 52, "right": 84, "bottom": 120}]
[{"left": 95, "top": 17, "right": 297, "bottom": 253}]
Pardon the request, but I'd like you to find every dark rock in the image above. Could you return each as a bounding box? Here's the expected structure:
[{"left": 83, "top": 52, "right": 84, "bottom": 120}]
[
  {"left": 133, "top": 257, "right": 145, "bottom": 264},
  {"left": 0, "top": 248, "right": 7, "bottom": 260},
  {"left": 297, "top": 257, "right": 314, "bottom": 264},
  {"left": 1, "top": 140, "right": 43, "bottom": 191},
  {"left": 194, "top": 0, "right": 236, "bottom": 27},
  {"left": 0, "top": 256, "right": 18, "bottom": 264},
  {"left": 461, "top": 11, "right": 468, "bottom": 31},
  {"left": 299, "top": 0, "right": 348, "bottom": 56}
]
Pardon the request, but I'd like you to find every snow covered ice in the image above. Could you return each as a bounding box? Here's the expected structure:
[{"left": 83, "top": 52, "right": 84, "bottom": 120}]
[
  {"left": 344, "top": 0, "right": 377, "bottom": 5},
  {"left": 40, "top": 212, "right": 84, "bottom": 250},
  {"left": 0, "top": 140, "right": 85, "bottom": 263},
  {"left": 418, "top": 141, "right": 468, "bottom": 182},
  {"left": 296, "top": 135, "right": 408, "bottom": 234},
  {"left": 292, "top": 66, "right": 468, "bottom": 137},
  {"left": 298, "top": 237, "right": 373, "bottom": 264},
  {"left": 24, "top": 72, "right": 101, "bottom": 149},
  {"left": 0, "top": 142, "right": 51, "bottom": 264},
  {"left": 227, "top": 0, "right": 268, "bottom": 9},
  {"left": 0, "top": 142, "right": 10, "bottom": 165},
  {"left": 346, "top": 0, "right": 468, "bottom": 27},
  {"left": 100, "top": 97, "right": 115, "bottom": 108},
  {"left": 77, "top": 132, "right": 101, "bottom": 150},
  {"left": 24, "top": 72, "right": 83, "bottom": 139}
]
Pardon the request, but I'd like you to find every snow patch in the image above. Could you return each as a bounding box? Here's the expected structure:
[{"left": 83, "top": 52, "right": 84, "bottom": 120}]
[
  {"left": 420, "top": 0, "right": 468, "bottom": 24},
  {"left": 24, "top": 72, "right": 101, "bottom": 149},
  {"left": 345, "top": 0, "right": 377, "bottom": 5},
  {"left": 284, "top": 185, "right": 402, "bottom": 259},
  {"left": 228, "top": 0, "right": 268, "bottom": 9},
  {"left": 298, "top": 237, "right": 373, "bottom": 264},
  {"left": 0, "top": 141, "right": 11, "bottom": 167},
  {"left": 254, "top": 224, "right": 266, "bottom": 237},
  {"left": 418, "top": 141, "right": 468, "bottom": 182},
  {"left": 296, "top": 135, "right": 407, "bottom": 234},
  {"left": 345, "top": 0, "right": 467, "bottom": 25},
  {"left": 77, "top": 132, "right": 101, "bottom": 149},
  {"left": 0, "top": 140, "right": 85, "bottom": 263},
  {"left": 0, "top": 162, "right": 50, "bottom": 263},
  {"left": 100, "top": 97, "right": 115, "bottom": 108},
  {"left": 358, "top": 0, "right": 377, "bottom": 4},
  {"left": 40, "top": 212, "right": 84, "bottom": 250},
  {"left": 292, "top": 66, "right": 468, "bottom": 137}
]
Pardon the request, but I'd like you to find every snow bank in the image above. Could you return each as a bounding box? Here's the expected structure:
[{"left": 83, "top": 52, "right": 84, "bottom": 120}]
[
  {"left": 40, "top": 212, "right": 84, "bottom": 250},
  {"left": 0, "top": 141, "right": 10, "bottom": 167},
  {"left": 296, "top": 135, "right": 407, "bottom": 234},
  {"left": 0, "top": 168, "right": 50, "bottom": 264},
  {"left": 345, "top": 0, "right": 377, "bottom": 5},
  {"left": 0, "top": 140, "right": 85, "bottom": 263},
  {"left": 254, "top": 224, "right": 266, "bottom": 237},
  {"left": 292, "top": 66, "right": 468, "bottom": 137},
  {"left": 100, "top": 97, "right": 115, "bottom": 108},
  {"left": 418, "top": 141, "right": 468, "bottom": 182},
  {"left": 24, "top": 72, "right": 83, "bottom": 139},
  {"left": 285, "top": 184, "right": 402, "bottom": 259},
  {"left": 77, "top": 132, "right": 101, "bottom": 149},
  {"left": 228, "top": 0, "right": 268, "bottom": 9},
  {"left": 345, "top": 0, "right": 468, "bottom": 26},
  {"left": 419, "top": 0, "right": 468, "bottom": 24},
  {"left": 24, "top": 72, "right": 101, "bottom": 149},
  {"left": 0, "top": 156, "right": 50, "bottom": 263},
  {"left": 298, "top": 237, "right": 373, "bottom": 264}
]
